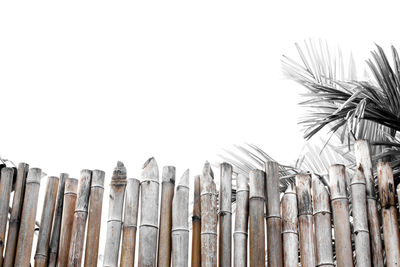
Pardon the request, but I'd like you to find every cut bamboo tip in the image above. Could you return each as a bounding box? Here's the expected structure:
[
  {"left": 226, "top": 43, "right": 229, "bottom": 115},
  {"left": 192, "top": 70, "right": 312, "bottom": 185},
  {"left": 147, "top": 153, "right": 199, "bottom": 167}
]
[
  {"left": 295, "top": 174, "right": 312, "bottom": 215},
  {"left": 202, "top": 161, "right": 214, "bottom": 179},
  {"left": 27, "top": 168, "right": 42, "bottom": 183},
  {"left": 249, "top": 169, "right": 265, "bottom": 199},
  {"left": 92, "top": 169, "right": 106, "bottom": 186},
  {"left": 236, "top": 174, "right": 248, "bottom": 191},
  {"left": 142, "top": 157, "right": 159, "bottom": 181},
  {"left": 352, "top": 164, "right": 366, "bottom": 184},
  {"left": 178, "top": 169, "right": 190, "bottom": 187},
  {"left": 112, "top": 161, "right": 127, "bottom": 183},
  {"left": 312, "top": 175, "right": 329, "bottom": 209},
  {"left": 162, "top": 166, "right": 176, "bottom": 183},
  {"left": 377, "top": 162, "right": 395, "bottom": 208},
  {"left": 329, "top": 164, "right": 347, "bottom": 198}
]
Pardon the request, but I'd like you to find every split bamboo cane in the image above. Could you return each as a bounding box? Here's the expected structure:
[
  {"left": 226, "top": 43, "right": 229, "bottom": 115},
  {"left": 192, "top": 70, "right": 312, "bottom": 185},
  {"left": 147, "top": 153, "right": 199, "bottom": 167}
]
[
  {"left": 191, "top": 175, "right": 201, "bottom": 267},
  {"left": 377, "top": 162, "right": 400, "bottom": 266},
  {"left": 171, "top": 169, "right": 190, "bottom": 267},
  {"left": 249, "top": 169, "right": 265, "bottom": 267},
  {"left": 218, "top": 163, "right": 232, "bottom": 267},
  {"left": 157, "top": 166, "right": 175, "bottom": 267},
  {"left": 3, "top": 163, "right": 29, "bottom": 267},
  {"left": 281, "top": 183, "right": 298, "bottom": 267},
  {"left": 350, "top": 165, "right": 371, "bottom": 267},
  {"left": 84, "top": 169, "right": 105, "bottom": 267},
  {"left": 34, "top": 176, "right": 59, "bottom": 267},
  {"left": 200, "top": 162, "right": 218, "bottom": 267},
  {"left": 354, "top": 140, "right": 384, "bottom": 266},
  {"left": 120, "top": 178, "right": 140, "bottom": 267},
  {"left": 138, "top": 157, "right": 160, "bottom": 267},
  {"left": 0, "top": 167, "right": 14, "bottom": 267},
  {"left": 15, "top": 167, "right": 42, "bottom": 267},
  {"left": 68, "top": 169, "right": 92, "bottom": 267},
  {"left": 104, "top": 162, "right": 127, "bottom": 267},
  {"left": 57, "top": 177, "right": 78, "bottom": 267},
  {"left": 265, "top": 161, "right": 282, "bottom": 267},
  {"left": 329, "top": 165, "right": 353, "bottom": 267},
  {"left": 295, "top": 174, "right": 316, "bottom": 267},
  {"left": 233, "top": 174, "right": 248, "bottom": 267}
]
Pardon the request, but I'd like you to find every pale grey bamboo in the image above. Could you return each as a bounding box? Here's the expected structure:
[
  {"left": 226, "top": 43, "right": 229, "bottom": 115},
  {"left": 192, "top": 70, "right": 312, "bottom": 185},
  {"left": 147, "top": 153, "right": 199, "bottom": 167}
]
[
  {"left": 0, "top": 167, "right": 14, "bottom": 267},
  {"left": 219, "top": 163, "right": 232, "bottom": 267},
  {"left": 281, "top": 183, "right": 298, "bottom": 267}
]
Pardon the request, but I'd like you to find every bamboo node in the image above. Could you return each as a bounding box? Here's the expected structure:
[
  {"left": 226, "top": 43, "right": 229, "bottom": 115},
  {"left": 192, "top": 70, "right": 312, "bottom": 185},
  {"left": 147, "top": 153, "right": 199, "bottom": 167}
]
[
  {"left": 64, "top": 192, "right": 77, "bottom": 196},
  {"left": 34, "top": 253, "right": 47, "bottom": 259},
  {"left": 74, "top": 209, "right": 88, "bottom": 214},
  {"left": 177, "top": 184, "right": 190, "bottom": 190},
  {"left": 139, "top": 223, "right": 159, "bottom": 229},
  {"left": 354, "top": 229, "right": 369, "bottom": 234},
  {"left": 281, "top": 230, "right": 298, "bottom": 235},
  {"left": 316, "top": 263, "right": 335, "bottom": 266},
  {"left": 330, "top": 196, "right": 348, "bottom": 202},
  {"left": 218, "top": 210, "right": 232, "bottom": 215},
  {"left": 233, "top": 231, "right": 248, "bottom": 236},
  {"left": 265, "top": 215, "right": 281, "bottom": 219},
  {"left": 350, "top": 181, "right": 366, "bottom": 186},
  {"left": 123, "top": 224, "right": 137, "bottom": 229},
  {"left": 91, "top": 184, "right": 105, "bottom": 189},
  {"left": 236, "top": 189, "right": 249, "bottom": 193},
  {"left": 313, "top": 209, "right": 331, "bottom": 216},
  {"left": 107, "top": 219, "right": 122, "bottom": 223},
  {"left": 171, "top": 228, "right": 189, "bottom": 233},
  {"left": 201, "top": 231, "right": 217, "bottom": 236},
  {"left": 249, "top": 196, "right": 265, "bottom": 201},
  {"left": 140, "top": 179, "right": 160, "bottom": 185},
  {"left": 192, "top": 215, "right": 201, "bottom": 222}
]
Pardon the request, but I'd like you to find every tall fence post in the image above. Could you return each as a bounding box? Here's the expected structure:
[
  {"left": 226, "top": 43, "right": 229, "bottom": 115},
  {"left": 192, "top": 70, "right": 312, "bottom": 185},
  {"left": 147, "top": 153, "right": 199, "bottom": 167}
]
[
  {"left": 219, "top": 163, "right": 232, "bottom": 267},
  {"left": 281, "top": 183, "right": 298, "bottom": 267},
  {"left": 191, "top": 175, "right": 201, "bottom": 267},
  {"left": 0, "top": 167, "right": 14, "bottom": 267}
]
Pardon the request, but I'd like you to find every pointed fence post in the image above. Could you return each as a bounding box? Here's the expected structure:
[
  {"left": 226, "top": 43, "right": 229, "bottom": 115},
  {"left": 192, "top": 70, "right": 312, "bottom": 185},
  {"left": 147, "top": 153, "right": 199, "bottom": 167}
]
[
  {"left": 191, "top": 175, "right": 201, "bottom": 267},
  {"left": 0, "top": 167, "right": 14, "bottom": 267},
  {"left": 377, "top": 162, "right": 400, "bottom": 267},
  {"left": 219, "top": 163, "right": 232, "bottom": 267},
  {"left": 281, "top": 183, "right": 298, "bottom": 267},
  {"left": 329, "top": 165, "right": 354, "bottom": 267},
  {"left": 138, "top": 157, "right": 160, "bottom": 267},
  {"left": 171, "top": 169, "right": 190, "bottom": 267}
]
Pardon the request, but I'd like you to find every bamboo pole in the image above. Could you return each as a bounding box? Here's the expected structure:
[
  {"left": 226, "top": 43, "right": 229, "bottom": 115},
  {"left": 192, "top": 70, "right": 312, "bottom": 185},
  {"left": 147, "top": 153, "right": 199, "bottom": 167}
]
[
  {"left": 265, "top": 161, "right": 282, "bottom": 267},
  {"left": 171, "top": 169, "right": 190, "bottom": 267},
  {"left": 295, "top": 174, "right": 316, "bottom": 267},
  {"left": 218, "top": 163, "right": 232, "bottom": 267},
  {"left": 249, "top": 169, "right": 265, "bottom": 267},
  {"left": 0, "top": 167, "right": 14, "bottom": 267},
  {"left": 104, "top": 162, "right": 127, "bottom": 267},
  {"left": 281, "top": 183, "right": 298, "bottom": 267},
  {"left": 377, "top": 162, "right": 400, "bottom": 266},
  {"left": 120, "top": 178, "right": 140, "bottom": 267},
  {"left": 200, "top": 162, "right": 218, "bottom": 267},
  {"left": 350, "top": 165, "right": 371, "bottom": 267},
  {"left": 84, "top": 169, "right": 105, "bottom": 267},
  {"left": 3, "top": 163, "right": 29, "bottom": 267},
  {"left": 233, "top": 174, "right": 249, "bottom": 267},
  {"left": 138, "top": 157, "right": 160, "bottom": 267},
  {"left": 157, "top": 166, "right": 175, "bottom": 267},
  {"left": 68, "top": 169, "right": 92, "bottom": 267},
  {"left": 354, "top": 139, "right": 384, "bottom": 266},
  {"left": 191, "top": 175, "right": 201, "bottom": 267},
  {"left": 329, "top": 165, "right": 353, "bottom": 267},
  {"left": 48, "top": 173, "right": 68, "bottom": 267},
  {"left": 15, "top": 167, "right": 42, "bottom": 267},
  {"left": 312, "top": 175, "right": 333, "bottom": 267},
  {"left": 34, "top": 176, "right": 59, "bottom": 267},
  {"left": 57, "top": 177, "right": 78, "bottom": 267}
]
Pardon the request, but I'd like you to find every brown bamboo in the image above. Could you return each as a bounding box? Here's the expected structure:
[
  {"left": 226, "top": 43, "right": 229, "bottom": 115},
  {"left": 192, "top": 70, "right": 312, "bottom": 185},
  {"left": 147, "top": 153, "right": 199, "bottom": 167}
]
[
  {"left": 120, "top": 178, "right": 140, "bottom": 267},
  {"left": 265, "top": 161, "right": 282, "bottom": 267},
  {"left": 233, "top": 174, "right": 249, "bottom": 267},
  {"left": 138, "top": 157, "right": 160, "bottom": 267},
  {"left": 200, "top": 162, "right": 218, "bottom": 267},
  {"left": 295, "top": 174, "right": 315, "bottom": 267},
  {"left": 68, "top": 169, "right": 92, "bottom": 267},
  {"left": 354, "top": 139, "right": 384, "bottom": 266},
  {"left": 104, "top": 162, "right": 127, "bottom": 267},
  {"left": 3, "top": 163, "right": 29, "bottom": 267},
  {"left": 377, "top": 162, "right": 400, "bottom": 266},
  {"left": 157, "top": 166, "right": 175, "bottom": 267},
  {"left": 218, "top": 163, "right": 232, "bottom": 267},
  {"left": 48, "top": 173, "right": 68, "bottom": 267},
  {"left": 350, "top": 165, "right": 371, "bottom": 267},
  {"left": 329, "top": 165, "right": 353, "bottom": 267},
  {"left": 0, "top": 167, "right": 14, "bottom": 267},
  {"left": 249, "top": 169, "right": 265, "bottom": 267},
  {"left": 191, "top": 175, "right": 201, "bottom": 267},
  {"left": 171, "top": 169, "right": 190, "bottom": 267},
  {"left": 281, "top": 183, "right": 298, "bottom": 267},
  {"left": 34, "top": 176, "right": 59, "bottom": 267},
  {"left": 15, "top": 167, "right": 42, "bottom": 267},
  {"left": 84, "top": 169, "right": 105, "bottom": 267},
  {"left": 57, "top": 177, "right": 78, "bottom": 267},
  {"left": 311, "top": 175, "right": 333, "bottom": 267}
]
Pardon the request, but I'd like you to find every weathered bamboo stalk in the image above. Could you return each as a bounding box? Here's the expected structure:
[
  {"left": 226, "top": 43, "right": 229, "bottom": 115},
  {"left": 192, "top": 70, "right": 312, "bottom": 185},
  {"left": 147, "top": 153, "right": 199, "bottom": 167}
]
[
  {"left": 157, "top": 166, "right": 175, "bottom": 267},
  {"left": 218, "top": 163, "right": 232, "bottom": 267},
  {"left": 171, "top": 169, "right": 190, "bottom": 267},
  {"left": 354, "top": 139, "right": 384, "bottom": 266},
  {"left": 34, "top": 176, "right": 59, "bottom": 267},
  {"left": 138, "top": 157, "right": 160, "bottom": 267},
  {"left": 84, "top": 170, "right": 105, "bottom": 267},
  {"left": 68, "top": 169, "right": 92, "bottom": 267},
  {"left": 57, "top": 177, "right": 78, "bottom": 267},
  {"left": 233, "top": 174, "right": 249, "bottom": 267},
  {"left": 48, "top": 173, "right": 68, "bottom": 267},
  {"left": 249, "top": 169, "right": 265, "bottom": 267},
  {"left": 329, "top": 165, "right": 353, "bottom": 267},
  {"left": 3, "top": 163, "right": 29, "bottom": 267},
  {"left": 265, "top": 161, "right": 282, "bottom": 267},
  {"left": 281, "top": 183, "right": 298, "bottom": 267},
  {"left": 103, "top": 162, "right": 127, "bottom": 267},
  {"left": 191, "top": 175, "right": 201, "bottom": 267},
  {"left": 377, "top": 162, "right": 400, "bottom": 267},
  {"left": 311, "top": 175, "right": 333, "bottom": 267},
  {"left": 0, "top": 167, "right": 14, "bottom": 267},
  {"left": 120, "top": 178, "right": 140, "bottom": 267},
  {"left": 295, "top": 174, "right": 315, "bottom": 267},
  {"left": 200, "top": 162, "right": 218, "bottom": 267},
  {"left": 15, "top": 167, "right": 42, "bottom": 267},
  {"left": 350, "top": 165, "right": 371, "bottom": 267}
]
